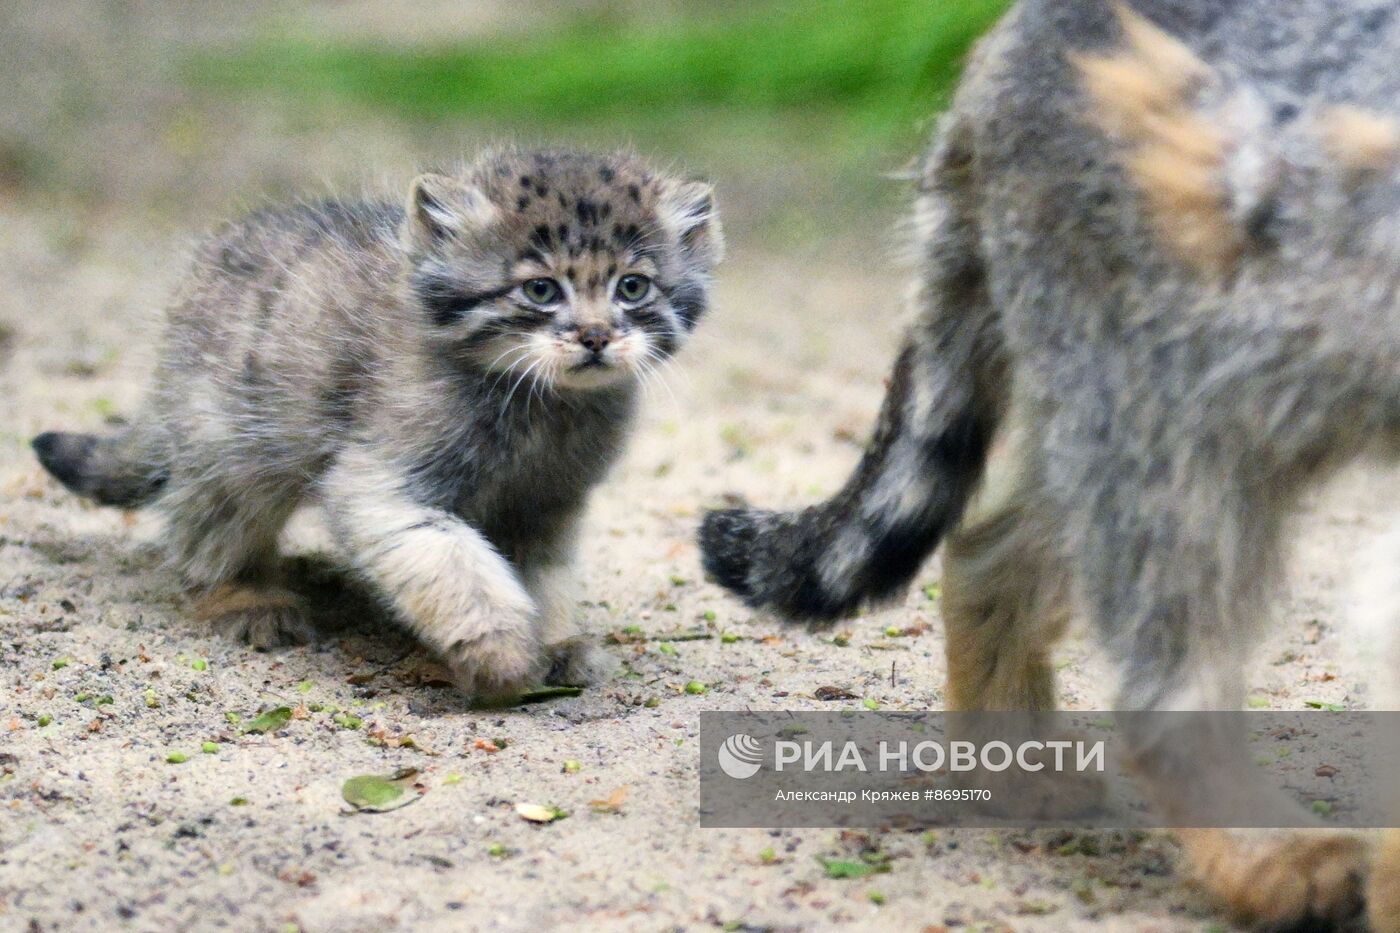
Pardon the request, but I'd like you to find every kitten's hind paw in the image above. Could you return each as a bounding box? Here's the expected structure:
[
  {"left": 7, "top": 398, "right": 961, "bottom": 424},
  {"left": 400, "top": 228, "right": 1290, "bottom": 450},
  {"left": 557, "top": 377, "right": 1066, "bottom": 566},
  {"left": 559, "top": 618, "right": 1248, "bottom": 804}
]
[
  {"left": 545, "top": 638, "right": 616, "bottom": 687},
  {"left": 195, "top": 584, "right": 316, "bottom": 649}
]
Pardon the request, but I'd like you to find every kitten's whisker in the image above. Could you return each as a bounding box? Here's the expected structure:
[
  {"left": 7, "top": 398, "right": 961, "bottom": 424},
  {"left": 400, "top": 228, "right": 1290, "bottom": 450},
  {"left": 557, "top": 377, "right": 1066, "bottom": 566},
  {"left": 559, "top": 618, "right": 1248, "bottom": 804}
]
[
  {"left": 533, "top": 360, "right": 560, "bottom": 419},
  {"left": 486, "top": 346, "right": 534, "bottom": 395},
  {"left": 635, "top": 355, "right": 672, "bottom": 417},
  {"left": 657, "top": 343, "right": 694, "bottom": 392},
  {"left": 486, "top": 344, "right": 532, "bottom": 373},
  {"left": 632, "top": 359, "right": 657, "bottom": 406},
  {"left": 526, "top": 359, "right": 551, "bottom": 422},
  {"left": 638, "top": 349, "right": 683, "bottom": 420},
  {"left": 502, "top": 358, "right": 544, "bottom": 414}
]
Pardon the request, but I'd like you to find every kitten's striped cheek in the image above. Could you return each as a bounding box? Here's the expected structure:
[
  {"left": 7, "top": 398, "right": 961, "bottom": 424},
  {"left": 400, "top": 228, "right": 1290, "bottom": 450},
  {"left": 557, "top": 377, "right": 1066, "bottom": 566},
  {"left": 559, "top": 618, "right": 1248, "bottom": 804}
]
[
  {"left": 664, "top": 279, "right": 709, "bottom": 331},
  {"left": 641, "top": 310, "right": 683, "bottom": 358},
  {"left": 410, "top": 268, "right": 511, "bottom": 332}
]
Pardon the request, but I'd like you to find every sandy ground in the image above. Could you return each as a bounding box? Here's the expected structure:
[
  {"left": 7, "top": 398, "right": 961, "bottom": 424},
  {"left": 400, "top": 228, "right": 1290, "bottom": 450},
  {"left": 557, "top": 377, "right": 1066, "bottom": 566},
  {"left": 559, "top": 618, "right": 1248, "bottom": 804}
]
[{"left": 2, "top": 3, "right": 1399, "bottom": 932}]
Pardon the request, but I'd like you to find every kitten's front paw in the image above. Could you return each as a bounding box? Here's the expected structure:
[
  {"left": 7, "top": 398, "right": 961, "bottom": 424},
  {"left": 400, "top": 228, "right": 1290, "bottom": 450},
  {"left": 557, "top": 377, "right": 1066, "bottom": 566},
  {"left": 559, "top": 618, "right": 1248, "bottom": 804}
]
[
  {"left": 442, "top": 628, "right": 543, "bottom": 701},
  {"left": 545, "top": 638, "right": 617, "bottom": 687}
]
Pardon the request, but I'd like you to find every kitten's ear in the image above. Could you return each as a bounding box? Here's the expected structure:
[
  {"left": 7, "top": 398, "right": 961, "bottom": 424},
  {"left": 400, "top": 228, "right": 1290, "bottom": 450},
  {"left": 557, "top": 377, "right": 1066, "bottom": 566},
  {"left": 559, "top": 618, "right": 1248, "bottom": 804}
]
[
  {"left": 659, "top": 179, "right": 725, "bottom": 268},
  {"left": 404, "top": 173, "right": 498, "bottom": 249}
]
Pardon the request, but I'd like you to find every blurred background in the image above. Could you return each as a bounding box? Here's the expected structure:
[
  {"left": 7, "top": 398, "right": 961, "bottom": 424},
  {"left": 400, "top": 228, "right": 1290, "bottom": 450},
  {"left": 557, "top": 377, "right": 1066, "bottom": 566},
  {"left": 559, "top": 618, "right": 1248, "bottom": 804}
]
[
  {"left": 0, "top": 0, "right": 1009, "bottom": 250},
  {"left": 0, "top": 0, "right": 1021, "bottom": 493}
]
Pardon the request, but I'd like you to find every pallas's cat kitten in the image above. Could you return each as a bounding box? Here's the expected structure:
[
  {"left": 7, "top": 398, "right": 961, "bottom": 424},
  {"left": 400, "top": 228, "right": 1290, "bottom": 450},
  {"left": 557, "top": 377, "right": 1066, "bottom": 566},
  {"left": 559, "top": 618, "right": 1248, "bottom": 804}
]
[{"left": 33, "top": 147, "right": 723, "bottom": 698}]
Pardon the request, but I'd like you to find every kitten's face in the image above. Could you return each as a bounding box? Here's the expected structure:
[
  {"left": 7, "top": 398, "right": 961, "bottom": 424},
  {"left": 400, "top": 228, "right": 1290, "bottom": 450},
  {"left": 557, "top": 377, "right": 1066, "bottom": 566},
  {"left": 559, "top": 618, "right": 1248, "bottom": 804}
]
[{"left": 403, "top": 149, "right": 723, "bottom": 392}]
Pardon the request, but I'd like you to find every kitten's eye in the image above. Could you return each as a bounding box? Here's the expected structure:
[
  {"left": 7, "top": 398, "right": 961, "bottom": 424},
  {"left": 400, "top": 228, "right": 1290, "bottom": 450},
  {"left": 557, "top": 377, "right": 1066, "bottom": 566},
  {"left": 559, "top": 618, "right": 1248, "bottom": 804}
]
[
  {"left": 521, "top": 277, "right": 561, "bottom": 306},
  {"left": 615, "top": 273, "right": 652, "bottom": 303}
]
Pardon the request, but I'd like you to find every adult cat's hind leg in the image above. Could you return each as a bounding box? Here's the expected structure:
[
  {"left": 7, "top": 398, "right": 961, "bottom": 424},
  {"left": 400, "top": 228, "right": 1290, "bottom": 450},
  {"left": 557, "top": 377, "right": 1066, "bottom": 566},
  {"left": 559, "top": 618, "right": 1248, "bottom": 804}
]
[
  {"left": 941, "top": 442, "right": 1071, "bottom": 713},
  {"left": 1075, "top": 455, "right": 1371, "bottom": 930},
  {"left": 1370, "top": 831, "right": 1400, "bottom": 933}
]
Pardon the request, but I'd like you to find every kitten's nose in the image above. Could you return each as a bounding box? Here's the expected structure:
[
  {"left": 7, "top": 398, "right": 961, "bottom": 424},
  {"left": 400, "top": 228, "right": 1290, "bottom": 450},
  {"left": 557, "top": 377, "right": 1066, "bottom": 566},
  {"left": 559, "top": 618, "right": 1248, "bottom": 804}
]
[{"left": 578, "top": 325, "right": 612, "bottom": 353}]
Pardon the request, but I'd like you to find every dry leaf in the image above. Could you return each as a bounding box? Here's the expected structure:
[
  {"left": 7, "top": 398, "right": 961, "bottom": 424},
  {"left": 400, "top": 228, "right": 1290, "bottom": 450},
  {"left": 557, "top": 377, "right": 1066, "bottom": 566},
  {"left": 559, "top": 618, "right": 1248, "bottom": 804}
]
[{"left": 589, "top": 786, "right": 630, "bottom": 814}]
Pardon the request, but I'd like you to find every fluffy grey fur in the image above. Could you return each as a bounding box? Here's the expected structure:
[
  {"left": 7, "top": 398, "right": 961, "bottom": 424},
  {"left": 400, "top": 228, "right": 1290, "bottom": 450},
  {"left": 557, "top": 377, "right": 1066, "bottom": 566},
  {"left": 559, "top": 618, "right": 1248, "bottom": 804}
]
[
  {"left": 699, "top": 1, "right": 1400, "bottom": 927},
  {"left": 33, "top": 147, "right": 723, "bottom": 700}
]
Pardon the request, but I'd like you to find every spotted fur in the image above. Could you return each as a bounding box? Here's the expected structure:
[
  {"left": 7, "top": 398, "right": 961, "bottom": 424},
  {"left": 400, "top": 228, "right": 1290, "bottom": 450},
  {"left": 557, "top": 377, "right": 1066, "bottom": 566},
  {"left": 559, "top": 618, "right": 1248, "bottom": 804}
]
[{"left": 32, "top": 146, "right": 722, "bottom": 700}]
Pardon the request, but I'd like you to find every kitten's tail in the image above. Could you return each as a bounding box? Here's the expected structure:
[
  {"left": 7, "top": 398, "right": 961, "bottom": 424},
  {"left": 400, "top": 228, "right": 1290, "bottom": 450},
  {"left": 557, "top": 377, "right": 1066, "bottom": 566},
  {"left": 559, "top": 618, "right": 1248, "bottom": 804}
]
[
  {"left": 31, "top": 423, "right": 168, "bottom": 508},
  {"left": 699, "top": 110, "right": 1002, "bottom": 623}
]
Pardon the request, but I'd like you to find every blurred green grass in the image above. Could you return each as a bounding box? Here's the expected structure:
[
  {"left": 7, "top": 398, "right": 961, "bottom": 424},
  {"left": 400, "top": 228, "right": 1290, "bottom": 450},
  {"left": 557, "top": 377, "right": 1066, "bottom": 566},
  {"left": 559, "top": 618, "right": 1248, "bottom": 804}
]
[
  {"left": 197, "top": 0, "right": 1008, "bottom": 144},
  {"left": 194, "top": 0, "right": 1006, "bottom": 133},
  {"left": 189, "top": 0, "right": 1011, "bottom": 239}
]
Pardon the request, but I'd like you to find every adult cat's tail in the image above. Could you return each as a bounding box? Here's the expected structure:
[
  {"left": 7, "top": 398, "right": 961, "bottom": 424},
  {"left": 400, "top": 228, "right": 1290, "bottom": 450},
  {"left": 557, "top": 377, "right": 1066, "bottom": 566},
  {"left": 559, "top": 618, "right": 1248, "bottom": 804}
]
[
  {"left": 32, "top": 424, "right": 168, "bottom": 508},
  {"left": 698, "top": 110, "right": 1003, "bottom": 623},
  {"left": 699, "top": 338, "right": 997, "bottom": 622}
]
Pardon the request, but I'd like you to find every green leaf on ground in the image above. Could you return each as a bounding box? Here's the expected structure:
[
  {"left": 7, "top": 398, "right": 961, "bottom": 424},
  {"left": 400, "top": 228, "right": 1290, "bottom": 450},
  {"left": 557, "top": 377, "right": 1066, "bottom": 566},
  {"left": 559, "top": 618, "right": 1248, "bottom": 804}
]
[
  {"left": 516, "top": 686, "right": 584, "bottom": 704},
  {"left": 342, "top": 768, "right": 421, "bottom": 813},
  {"left": 242, "top": 706, "right": 293, "bottom": 734},
  {"left": 478, "top": 686, "right": 584, "bottom": 709},
  {"left": 817, "top": 856, "right": 890, "bottom": 879}
]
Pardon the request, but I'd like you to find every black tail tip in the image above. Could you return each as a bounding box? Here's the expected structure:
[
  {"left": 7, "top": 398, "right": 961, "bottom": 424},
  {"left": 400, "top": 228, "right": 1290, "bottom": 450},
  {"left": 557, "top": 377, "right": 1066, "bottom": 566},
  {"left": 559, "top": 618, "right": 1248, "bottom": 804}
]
[
  {"left": 700, "top": 506, "right": 854, "bottom": 624},
  {"left": 31, "top": 431, "right": 59, "bottom": 458},
  {"left": 699, "top": 508, "right": 759, "bottom": 599},
  {"left": 31, "top": 431, "right": 96, "bottom": 493}
]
